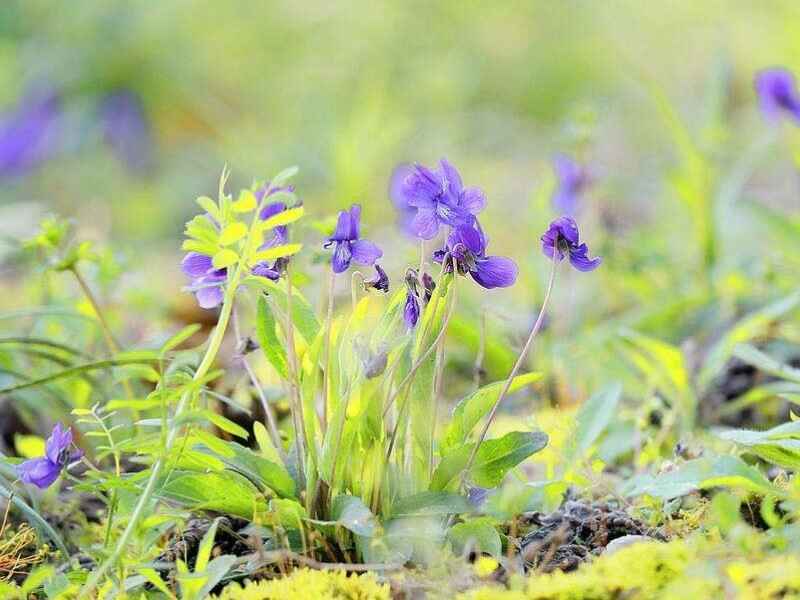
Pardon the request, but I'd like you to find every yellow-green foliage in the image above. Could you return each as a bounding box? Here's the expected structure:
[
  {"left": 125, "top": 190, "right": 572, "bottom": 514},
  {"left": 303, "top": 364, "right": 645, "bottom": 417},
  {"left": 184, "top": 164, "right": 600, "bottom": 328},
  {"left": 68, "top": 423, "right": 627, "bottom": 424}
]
[
  {"left": 213, "top": 568, "right": 390, "bottom": 600},
  {"left": 458, "top": 539, "right": 800, "bottom": 600}
]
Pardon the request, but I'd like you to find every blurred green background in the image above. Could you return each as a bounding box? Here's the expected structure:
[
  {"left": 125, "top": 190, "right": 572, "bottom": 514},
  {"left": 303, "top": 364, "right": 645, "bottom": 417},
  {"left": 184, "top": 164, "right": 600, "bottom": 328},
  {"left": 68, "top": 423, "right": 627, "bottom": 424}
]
[{"left": 1, "top": 1, "right": 799, "bottom": 405}]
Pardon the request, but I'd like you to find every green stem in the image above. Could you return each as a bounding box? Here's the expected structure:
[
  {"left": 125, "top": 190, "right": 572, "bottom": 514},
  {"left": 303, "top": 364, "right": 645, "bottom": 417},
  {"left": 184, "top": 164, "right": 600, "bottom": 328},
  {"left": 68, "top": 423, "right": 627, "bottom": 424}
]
[
  {"left": 81, "top": 262, "right": 242, "bottom": 596},
  {"left": 70, "top": 266, "right": 135, "bottom": 402},
  {"left": 458, "top": 256, "right": 558, "bottom": 490}
]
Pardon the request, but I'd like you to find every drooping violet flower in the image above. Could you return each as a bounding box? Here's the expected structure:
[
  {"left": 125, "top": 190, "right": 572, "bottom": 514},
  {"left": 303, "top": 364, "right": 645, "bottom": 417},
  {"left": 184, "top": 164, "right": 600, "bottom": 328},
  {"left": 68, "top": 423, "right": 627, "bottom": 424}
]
[
  {"left": 540, "top": 216, "right": 601, "bottom": 272},
  {"left": 323, "top": 204, "right": 383, "bottom": 274},
  {"left": 389, "top": 163, "right": 417, "bottom": 236},
  {"left": 404, "top": 290, "right": 420, "bottom": 329},
  {"left": 433, "top": 220, "right": 518, "bottom": 289},
  {"left": 754, "top": 67, "right": 800, "bottom": 124},
  {"left": 0, "top": 88, "right": 61, "bottom": 178},
  {"left": 399, "top": 158, "right": 486, "bottom": 239},
  {"left": 364, "top": 264, "right": 390, "bottom": 293},
  {"left": 421, "top": 272, "right": 436, "bottom": 303},
  {"left": 181, "top": 252, "right": 227, "bottom": 309},
  {"left": 17, "top": 423, "right": 82, "bottom": 489},
  {"left": 551, "top": 154, "right": 590, "bottom": 214},
  {"left": 99, "top": 90, "right": 152, "bottom": 172},
  {"left": 403, "top": 269, "right": 421, "bottom": 329}
]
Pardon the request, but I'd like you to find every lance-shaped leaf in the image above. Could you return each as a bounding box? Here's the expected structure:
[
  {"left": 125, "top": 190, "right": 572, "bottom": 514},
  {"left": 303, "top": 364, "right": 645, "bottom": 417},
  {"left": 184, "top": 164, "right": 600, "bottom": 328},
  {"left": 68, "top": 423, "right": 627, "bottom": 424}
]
[{"left": 433, "top": 431, "right": 549, "bottom": 490}]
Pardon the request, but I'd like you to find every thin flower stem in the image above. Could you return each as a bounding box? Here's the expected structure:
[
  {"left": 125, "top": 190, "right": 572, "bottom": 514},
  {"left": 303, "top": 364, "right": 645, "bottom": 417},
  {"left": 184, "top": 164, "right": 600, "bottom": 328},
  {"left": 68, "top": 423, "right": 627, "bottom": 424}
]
[
  {"left": 70, "top": 266, "right": 134, "bottom": 401},
  {"left": 350, "top": 271, "right": 364, "bottom": 313},
  {"left": 473, "top": 308, "right": 487, "bottom": 389},
  {"left": 458, "top": 256, "right": 559, "bottom": 490},
  {"left": 429, "top": 337, "right": 446, "bottom": 480},
  {"left": 232, "top": 306, "right": 289, "bottom": 467},
  {"left": 70, "top": 266, "right": 120, "bottom": 354},
  {"left": 321, "top": 268, "right": 336, "bottom": 433},
  {"left": 284, "top": 263, "right": 307, "bottom": 485}
]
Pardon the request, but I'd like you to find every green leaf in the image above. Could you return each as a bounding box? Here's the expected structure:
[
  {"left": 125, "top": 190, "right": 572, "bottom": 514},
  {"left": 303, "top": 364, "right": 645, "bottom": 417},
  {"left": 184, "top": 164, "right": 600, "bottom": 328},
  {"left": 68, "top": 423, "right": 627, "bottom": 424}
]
[
  {"left": 212, "top": 249, "right": 239, "bottom": 269},
  {"left": 158, "top": 470, "right": 265, "bottom": 518},
  {"left": 733, "top": 344, "right": 800, "bottom": 384},
  {"left": 270, "top": 165, "right": 299, "bottom": 187},
  {"left": 160, "top": 324, "right": 202, "bottom": 356},
  {"left": 219, "top": 222, "right": 247, "bottom": 246},
  {"left": 448, "top": 517, "right": 501, "bottom": 558},
  {"left": 207, "top": 412, "right": 250, "bottom": 439},
  {"left": 699, "top": 291, "right": 800, "bottom": 391},
  {"left": 261, "top": 206, "right": 305, "bottom": 231},
  {"left": 572, "top": 383, "right": 623, "bottom": 458},
  {"left": 622, "top": 455, "right": 780, "bottom": 499},
  {"left": 256, "top": 296, "right": 289, "bottom": 378},
  {"left": 250, "top": 243, "right": 303, "bottom": 264},
  {"left": 331, "top": 495, "right": 378, "bottom": 537},
  {"left": 392, "top": 491, "right": 472, "bottom": 517},
  {"left": 196, "top": 196, "right": 221, "bottom": 221},
  {"left": 433, "top": 431, "right": 549, "bottom": 490},
  {"left": 442, "top": 373, "right": 542, "bottom": 452},
  {"left": 245, "top": 279, "right": 320, "bottom": 343},
  {"left": 269, "top": 498, "right": 307, "bottom": 530},
  {"left": 216, "top": 441, "right": 295, "bottom": 498},
  {"left": 182, "top": 239, "right": 218, "bottom": 256},
  {"left": 232, "top": 189, "right": 257, "bottom": 213},
  {"left": 253, "top": 421, "right": 281, "bottom": 464}
]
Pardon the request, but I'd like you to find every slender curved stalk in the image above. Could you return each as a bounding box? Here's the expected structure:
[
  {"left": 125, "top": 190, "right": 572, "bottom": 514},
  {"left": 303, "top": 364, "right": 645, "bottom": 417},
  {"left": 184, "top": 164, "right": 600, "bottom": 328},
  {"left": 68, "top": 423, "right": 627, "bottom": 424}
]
[
  {"left": 232, "top": 307, "right": 289, "bottom": 467},
  {"left": 458, "top": 256, "right": 559, "bottom": 490},
  {"left": 70, "top": 266, "right": 135, "bottom": 402},
  {"left": 321, "top": 269, "right": 336, "bottom": 433},
  {"left": 284, "top": 264, "right": 307, "bottom": 485},
  {"left": 81, "top": 259, "right": 243, "bottom": 596}
]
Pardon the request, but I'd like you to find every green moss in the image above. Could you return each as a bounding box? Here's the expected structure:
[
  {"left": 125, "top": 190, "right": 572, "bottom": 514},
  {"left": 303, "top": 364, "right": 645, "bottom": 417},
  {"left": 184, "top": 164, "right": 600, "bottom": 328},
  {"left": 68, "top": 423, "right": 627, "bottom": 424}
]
[
  {"left": 213, "top": 568, "right": 390, "bottom": 600},
  {"left": 458, "top": 538, "right": 800, "bottom": 600}
]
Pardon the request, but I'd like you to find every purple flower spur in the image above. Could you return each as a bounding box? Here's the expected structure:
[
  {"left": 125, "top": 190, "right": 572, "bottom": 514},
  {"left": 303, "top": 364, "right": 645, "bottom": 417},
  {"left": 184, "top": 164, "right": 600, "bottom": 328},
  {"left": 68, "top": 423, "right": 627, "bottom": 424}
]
[
  {"left": 541, "top": 216, "right": 601, "bottom": 272},
  {"left": 17, "top": 423, "right": 82, "bottom": 489}
]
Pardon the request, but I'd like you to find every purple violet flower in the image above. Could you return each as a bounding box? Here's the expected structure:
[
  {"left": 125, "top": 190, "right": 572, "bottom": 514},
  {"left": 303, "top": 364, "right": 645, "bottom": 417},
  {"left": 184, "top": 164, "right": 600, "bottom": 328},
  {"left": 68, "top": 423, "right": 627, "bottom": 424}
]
[
  {"left": 552, "top": 154, "right": 590, "bottom": 214},
  {"left": 99, "top": 90, "right": 152, "bottom": 172},
  {"left": 399, "top": 158, "right": 486, "bottom": 239},
  {"left": 17, "top": 423, "right": 82, "bottom": 489},
  {"left": 541, "top": 216, "right": 601, "bottom": 272},
  {"left": 323, "top": 204, "right": 383, "bottom": 274},
  {"left": 181, "top": 252, "right": 228, "bottom": 309},
  {"left": 754, "top": 67, "right": 800, "bottom": 124},
  {"left": 403, "top": 290, "right": 420, "bottom": 329},
  {"left": 0, "top": 88, "right": 61, "bottom": 178},
  {"left": 433, "top": 220, "right": 518, "bottom": 289},
  {"left": 364, "top": 264, "right": 390, "bottom": 293},
  {"left": 402, "top": 269, "right": 422, "bottom": 329}
]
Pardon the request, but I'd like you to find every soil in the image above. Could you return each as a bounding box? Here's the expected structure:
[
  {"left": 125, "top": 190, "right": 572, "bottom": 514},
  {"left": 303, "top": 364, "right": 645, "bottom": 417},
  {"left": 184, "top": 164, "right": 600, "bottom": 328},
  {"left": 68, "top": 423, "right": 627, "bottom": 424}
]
[
  {"left": 158, "top": 516, "right": 254, "bottom": 567},
  {"left": 516, "top": 500, "right": 666, "bottom": 573}
]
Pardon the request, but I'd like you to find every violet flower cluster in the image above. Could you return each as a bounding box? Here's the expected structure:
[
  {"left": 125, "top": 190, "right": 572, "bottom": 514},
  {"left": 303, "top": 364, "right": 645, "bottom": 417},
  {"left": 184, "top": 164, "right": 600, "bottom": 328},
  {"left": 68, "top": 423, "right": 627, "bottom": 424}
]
[
  {"left": 182, "top": 183, "right": 298, "bottom": 309},
  {"left": 17, "top": 423, "right": 82, "bottom": 489},
  {"left": 394, "top": 158, "right": 520, "bottom": 327}
]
